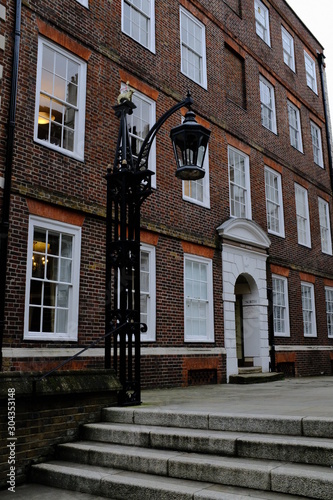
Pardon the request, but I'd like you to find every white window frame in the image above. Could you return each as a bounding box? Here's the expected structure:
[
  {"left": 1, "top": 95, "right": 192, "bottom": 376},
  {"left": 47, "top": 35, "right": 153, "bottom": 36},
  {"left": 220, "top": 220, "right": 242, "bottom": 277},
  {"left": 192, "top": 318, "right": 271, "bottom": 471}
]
[
  {"left": 228, "top": 145, "right": 252, "bottom": 219},
  {"left": 318, "top": 197, "right": 332, "bottom": 255},
  {"left": 184, "top": 254, "right": 214, "bottom": 343},
  {"left": 254, "top": 0, "right": 270, "bottom": 46},
  {"left": 287, "top": 101, "right": 303, "bottom": 152},
  {"left": 325, "top": 287, "right": 333, "bottom": 338},
  {"left": 180, "top": 6, "right": 207, "bottom": 89},
  {"left": 264, "top": 167, "right": 285, "bottom": 237},
  {"left": 301, "top": 282, "right": 317, "bottom": 338},
  {"left": 34, "top": 37, "right": 87, "bottom": 161},
  {"left": 310, "top": 121, "right": 324, "bottom": 167},
  {"left": 259, "top": 75, "right": 277, "bottom": 133},
  {"left": 304, "top": 51, "right": 318, "bottom": 94},
  {"left": 24, "top": 216, "right": 81, "bottom": 341},
  {"left": 140, "top": 243, "right": 156, "bottom": 342},
  {"left": 122, "top": 83, "right": 156, "bottom": 189},
  {"left": 183, "top": 146, "right": 210, "bottom": 208},
  {"left": 122, "top": 0, "right": 155, "bottom": 53},
  {"left": 295, "top": 184, "right": 311, "bottom": 248},
  {"left": 281, "top": 26, "right": 295, "bottom": 71},
  {"left": 272, "top": 274, "right": 290, "bottom": 337}
]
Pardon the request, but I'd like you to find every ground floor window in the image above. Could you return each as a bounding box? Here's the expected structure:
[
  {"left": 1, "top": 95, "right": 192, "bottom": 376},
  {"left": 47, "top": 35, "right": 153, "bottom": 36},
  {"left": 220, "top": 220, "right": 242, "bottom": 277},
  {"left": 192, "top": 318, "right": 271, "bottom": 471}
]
[
  {"left": 184, "top": 254, "right": 214, "bottom": 342},
  {"left": 24, "top": 216, "right": 81, "bottom": 341},
  {"left": 140, "top": 243, "right": 156, "bottom": 341},
  {"left": 272, "top": 274, "right": 290, "bottom": 337},
  {"left": 325, "top": 287, "right": 333, "bottom": 338},
  {"left": 301, "top": 282, "right": 317, "bottom": 338}
]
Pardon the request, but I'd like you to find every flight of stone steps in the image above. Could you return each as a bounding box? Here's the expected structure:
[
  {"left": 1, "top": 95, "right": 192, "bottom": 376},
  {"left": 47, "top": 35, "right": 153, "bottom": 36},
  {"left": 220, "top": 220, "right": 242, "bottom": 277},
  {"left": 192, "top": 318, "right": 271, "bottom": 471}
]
[{"left": 30, "top": 407, "right": 333, "bottom": 499}]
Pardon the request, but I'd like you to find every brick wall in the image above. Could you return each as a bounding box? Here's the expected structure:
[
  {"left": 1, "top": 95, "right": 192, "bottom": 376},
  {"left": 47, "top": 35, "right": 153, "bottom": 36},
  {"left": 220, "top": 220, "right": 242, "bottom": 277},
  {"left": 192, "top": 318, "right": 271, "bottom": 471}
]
[
  {"left": 1, "top": 0, "right": 333, "bottom": 383},
  {"left": 0, "top": 370, "right": 121, "bottom": 490}
]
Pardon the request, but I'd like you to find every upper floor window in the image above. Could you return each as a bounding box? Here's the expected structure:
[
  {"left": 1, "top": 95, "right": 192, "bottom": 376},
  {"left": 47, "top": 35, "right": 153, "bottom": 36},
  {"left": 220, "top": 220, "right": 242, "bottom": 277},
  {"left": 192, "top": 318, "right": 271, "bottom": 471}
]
[
  {"left": 228, "top": 146, "right": 252, "bottom": 219},
  {"left": 325, "top": 287, "right": 333, "bottom": 338},
  {"left": 183, "top": 147, "right": 210, "bottom": 208},
  {"left": 259, "top": 75, "right": 277, "bottom": 133},
  {"left": 265, "top": 167, "right": 285, "bottom": 237},
  {"left": 281, "top": 26, "right": 295, "bottom": 71},
  {"left": 122, "top": 0, "right": 155, "bottom": 52},
  {"left": 180, "top": 6, "right": 207, "bottom": 88},
  {"left": 123, "top": 84, "right": 156, "bottom": 188},
  {"left": 272, "top": 275, "right": 290, "bottom": 337},
  {"left": 184, "top": 254, "right": 214, "bottom": 342},
  {"left": 76, "top": 0, "right": 88, "bottom": 7},
  {"left": 295, "top": 184, "right": 311, "bottom": 248},
  {"left": 140, "top": 243, "right": 156, "bottom": 341},
  {"left": 35, "top": 38, "right": 87, "bottom": 161},
  {"left": 310, "top": 121, "right": 324, "bottom": 167},
  {"left": 24, "top": 216, "right": 81, "bottom": 341},
  {"left": 318, "top": 198, "right": 332, "bottom": 255},
  {"left": 287, "top": 101, "right": 303, "bottom": 152},
  {"left": 254, "top": 0, "right": 270, "bottom": 46},
  {"left": 301, "top": 282, "right": 317, "bottom": 337},
  {"left": 304, "top": 51, "right": 318, "bottom": 93}
]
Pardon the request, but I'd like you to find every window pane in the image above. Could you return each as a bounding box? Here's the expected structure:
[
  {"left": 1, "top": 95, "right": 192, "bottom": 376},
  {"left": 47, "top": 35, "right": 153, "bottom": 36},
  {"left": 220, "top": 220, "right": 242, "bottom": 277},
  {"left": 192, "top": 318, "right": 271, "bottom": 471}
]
[
  {"left": 42, "top": 308, "right": 55, "bottom": 333},
  {"left": 44, "top": 282, "right": 56, "bottom": 307},
  {"left": 30, "top": 280, "right": 43, "bottom": 305},
  {"left": 61, "top": 235, "right": 73, "bottom": 258},
  {"left": 56, "top": 309, "right": 68, "bottom": 334},
  {"left": 60, "top": 259, "right": 72, "bottom": 282},
  {"left": 48, "top": 232, "right": 60, "bottom": 255},
  {"left": 58, "top": 285, "right": 69, "bottom": 308},
  {"left": 29, "top": 306, "right": 41, "bottom": 332}
]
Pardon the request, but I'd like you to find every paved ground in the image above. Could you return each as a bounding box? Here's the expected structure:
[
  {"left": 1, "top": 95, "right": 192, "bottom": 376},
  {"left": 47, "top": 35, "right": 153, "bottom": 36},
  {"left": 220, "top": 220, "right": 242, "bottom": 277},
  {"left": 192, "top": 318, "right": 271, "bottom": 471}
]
[
  {"left": 141, "top": 376, "right": 333, "bottom": 417},
  {"left": 1, "top": 376, "right": 333, "bottom": 499}
]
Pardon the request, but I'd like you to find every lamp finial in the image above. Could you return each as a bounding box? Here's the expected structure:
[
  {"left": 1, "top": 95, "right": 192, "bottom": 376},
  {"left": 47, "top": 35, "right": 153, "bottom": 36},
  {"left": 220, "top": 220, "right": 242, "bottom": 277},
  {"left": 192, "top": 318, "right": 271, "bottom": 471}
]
[{"left": 117, "top": 81, "right": 134, "bottom": 104}]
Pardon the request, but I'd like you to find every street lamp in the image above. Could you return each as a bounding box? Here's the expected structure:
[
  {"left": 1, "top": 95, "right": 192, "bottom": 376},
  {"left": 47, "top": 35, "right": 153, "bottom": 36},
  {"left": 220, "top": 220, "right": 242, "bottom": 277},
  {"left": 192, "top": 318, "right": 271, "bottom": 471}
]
[{"left": 105, "top": 89, "right": 211, "bottom": 406}]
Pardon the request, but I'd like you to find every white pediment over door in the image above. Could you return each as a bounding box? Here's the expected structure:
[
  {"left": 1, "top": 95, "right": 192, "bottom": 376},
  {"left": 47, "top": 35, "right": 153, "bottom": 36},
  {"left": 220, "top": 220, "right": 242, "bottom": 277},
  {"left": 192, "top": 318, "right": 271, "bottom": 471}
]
[{"left": 217, "top": 218, "right": 271, "bottom": 250}]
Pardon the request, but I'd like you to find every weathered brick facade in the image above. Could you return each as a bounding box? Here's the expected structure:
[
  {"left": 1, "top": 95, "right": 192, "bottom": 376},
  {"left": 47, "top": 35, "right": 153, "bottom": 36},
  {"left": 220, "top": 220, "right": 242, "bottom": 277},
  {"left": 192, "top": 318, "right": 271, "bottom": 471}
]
[{"left": 1, "top": 0, "right": 333, "bottom": 386}]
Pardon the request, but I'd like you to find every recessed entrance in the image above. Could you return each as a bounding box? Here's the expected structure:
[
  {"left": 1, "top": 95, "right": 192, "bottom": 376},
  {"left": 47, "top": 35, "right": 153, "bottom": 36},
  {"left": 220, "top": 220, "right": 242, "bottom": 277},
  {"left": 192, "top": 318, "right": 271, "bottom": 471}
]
[
  {"left": 235, "top": 275, "right": 251, "bottom": 368},
  {"left": 217, "top": 218, "right": 272, "bottom": 381}
]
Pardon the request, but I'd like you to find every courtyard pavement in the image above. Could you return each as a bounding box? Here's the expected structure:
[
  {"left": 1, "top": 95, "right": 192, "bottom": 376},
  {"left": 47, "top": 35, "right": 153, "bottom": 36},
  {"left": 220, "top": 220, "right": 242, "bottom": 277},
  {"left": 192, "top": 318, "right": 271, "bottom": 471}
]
[
  {"left": 1, "top": 376, "right": 333, "bottom": 499},
  {"left": 141, "top": 375, "right": 333, "bottom": 417}
]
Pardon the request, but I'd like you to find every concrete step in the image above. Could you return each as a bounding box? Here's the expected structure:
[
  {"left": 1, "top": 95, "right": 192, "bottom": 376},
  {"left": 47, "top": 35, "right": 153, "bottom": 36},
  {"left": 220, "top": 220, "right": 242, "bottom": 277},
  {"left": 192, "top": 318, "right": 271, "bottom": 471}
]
[
  {"left": 31, "top": 460, "right": 329, "bottom": 499},
  {"left": 238, "top": 366, "right": 262, "bottom": 374},
  {"left": 229, "top": 372, "right": 284, "bottom": 384},
  {"left": 101, "top": 407, "right": 333, "bottom": 438},
  {"left": 79, "top": 422, "right": 333, "bottom": 466},
  {"left": 29, "top": 409, "right": 333, "bottom": 499}
]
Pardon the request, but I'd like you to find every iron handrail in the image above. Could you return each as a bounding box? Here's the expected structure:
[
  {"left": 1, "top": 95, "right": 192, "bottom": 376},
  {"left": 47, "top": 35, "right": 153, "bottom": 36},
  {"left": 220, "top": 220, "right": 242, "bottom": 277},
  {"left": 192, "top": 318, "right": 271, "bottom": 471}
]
[{"left": 33, "top": 322, "right": 130, "bottom": 391}]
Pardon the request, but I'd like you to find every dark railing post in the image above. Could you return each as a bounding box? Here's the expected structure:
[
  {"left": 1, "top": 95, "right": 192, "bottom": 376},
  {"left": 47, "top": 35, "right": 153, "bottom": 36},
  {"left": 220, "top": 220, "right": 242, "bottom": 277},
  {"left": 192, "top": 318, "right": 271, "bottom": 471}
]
[{"left": 106, "top": 92, "right": 207, "bottom": 405}]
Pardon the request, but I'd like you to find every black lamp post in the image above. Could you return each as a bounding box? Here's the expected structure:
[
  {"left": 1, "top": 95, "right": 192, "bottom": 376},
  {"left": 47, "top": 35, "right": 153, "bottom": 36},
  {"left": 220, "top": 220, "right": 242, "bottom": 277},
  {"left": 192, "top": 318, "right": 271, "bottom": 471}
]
[{"left": 105, "top": 90, "right": 210, "bottom": 406}]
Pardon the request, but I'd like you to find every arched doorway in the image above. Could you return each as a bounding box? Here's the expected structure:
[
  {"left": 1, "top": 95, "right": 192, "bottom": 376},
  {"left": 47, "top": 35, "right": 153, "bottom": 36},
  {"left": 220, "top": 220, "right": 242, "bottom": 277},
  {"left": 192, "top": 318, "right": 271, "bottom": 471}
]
[
  {"left": 217, "top": 218, "right": 271, "bottom": 381},
  {"left": 235, "top": 273, "right": 261, "bottom": 368}
]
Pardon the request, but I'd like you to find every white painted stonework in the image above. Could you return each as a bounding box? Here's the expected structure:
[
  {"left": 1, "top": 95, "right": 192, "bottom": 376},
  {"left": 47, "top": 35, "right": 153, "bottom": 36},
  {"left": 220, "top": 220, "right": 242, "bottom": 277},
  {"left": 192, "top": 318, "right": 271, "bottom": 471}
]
[{"left": 217, "top": 219, "right": 271, "bottom": 381}]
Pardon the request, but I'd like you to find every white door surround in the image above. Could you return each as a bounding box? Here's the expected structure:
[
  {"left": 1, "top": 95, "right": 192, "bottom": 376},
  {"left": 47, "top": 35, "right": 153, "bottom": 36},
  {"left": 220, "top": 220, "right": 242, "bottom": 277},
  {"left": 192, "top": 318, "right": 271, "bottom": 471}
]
[{"left": 217, "top": 219, "right": 271, "bottom": 382}]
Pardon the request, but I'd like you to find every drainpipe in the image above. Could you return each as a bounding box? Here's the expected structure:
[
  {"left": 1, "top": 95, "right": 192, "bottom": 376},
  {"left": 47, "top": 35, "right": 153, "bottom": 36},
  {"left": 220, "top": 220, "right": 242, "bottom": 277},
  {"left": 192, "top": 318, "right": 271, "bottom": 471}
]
[
  {"left": 318, "top": 52, "right": 333, "bottom": 195},
  {"left": 0, "top": 0, "right": 22, "bottom": 370}
]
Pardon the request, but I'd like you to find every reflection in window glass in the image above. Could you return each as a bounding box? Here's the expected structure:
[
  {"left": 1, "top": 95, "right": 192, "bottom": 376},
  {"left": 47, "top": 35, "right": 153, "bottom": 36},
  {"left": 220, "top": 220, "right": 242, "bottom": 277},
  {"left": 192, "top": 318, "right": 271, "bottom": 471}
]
[{"left": 35, "top": 38, "right": 86, "bottom": 159}]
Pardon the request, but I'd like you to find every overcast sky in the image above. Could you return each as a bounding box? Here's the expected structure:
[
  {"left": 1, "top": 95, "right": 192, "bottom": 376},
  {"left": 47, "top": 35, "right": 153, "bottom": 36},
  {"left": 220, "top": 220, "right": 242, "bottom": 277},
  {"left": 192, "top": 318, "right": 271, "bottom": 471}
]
[{"left": 286, "top": 0, "right": 333, "bottom": 108}]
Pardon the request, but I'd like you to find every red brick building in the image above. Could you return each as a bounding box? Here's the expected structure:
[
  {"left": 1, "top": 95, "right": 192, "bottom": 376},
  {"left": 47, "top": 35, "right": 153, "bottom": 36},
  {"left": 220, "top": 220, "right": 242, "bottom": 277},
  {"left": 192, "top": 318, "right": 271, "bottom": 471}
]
[{"left": 1, "top": 0, "right": 333, "bottom": 386}]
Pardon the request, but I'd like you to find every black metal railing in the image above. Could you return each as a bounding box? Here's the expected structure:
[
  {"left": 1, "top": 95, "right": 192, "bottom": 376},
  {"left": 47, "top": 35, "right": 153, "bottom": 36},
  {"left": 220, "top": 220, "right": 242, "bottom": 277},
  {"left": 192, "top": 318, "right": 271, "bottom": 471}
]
[{"left": 32, "top": 322, "right": 129, "bottom": 395}]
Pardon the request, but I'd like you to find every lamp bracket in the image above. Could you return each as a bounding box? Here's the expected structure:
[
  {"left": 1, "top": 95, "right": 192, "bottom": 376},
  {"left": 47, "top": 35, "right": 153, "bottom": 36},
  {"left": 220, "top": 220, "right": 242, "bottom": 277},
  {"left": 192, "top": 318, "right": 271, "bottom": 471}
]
[{"left": 135, "top": 93, "right": 194, "bottom": 173}]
